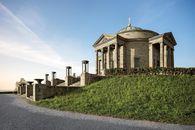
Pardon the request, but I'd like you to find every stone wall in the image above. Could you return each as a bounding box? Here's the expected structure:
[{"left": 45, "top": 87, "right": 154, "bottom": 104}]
[
  {"left": 26, "top": 84, "right": 33, "bottom": 99},
  {"left": 32, "top": 84, "right": 78, "bottom": 101},
  {"left": 125, "top": 41, "right": 149, "bottom": 71},
  {"left": 80, "top": 72, "right": 103, "bottom": 86},
  {"left": 21, "top": 85, "right": 26, "bottom": 95},
  {"left": 65, "top": 76, "right": 80, "bottom": 86}
]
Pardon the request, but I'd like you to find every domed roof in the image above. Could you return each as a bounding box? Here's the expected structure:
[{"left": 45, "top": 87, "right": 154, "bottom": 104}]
[{"left": 118, "top": 24, "right": 143, "bottom": 33}]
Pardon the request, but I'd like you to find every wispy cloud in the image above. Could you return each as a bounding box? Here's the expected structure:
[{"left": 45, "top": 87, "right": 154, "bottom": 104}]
[{"left": 0, "top": 3, "right": 66, "bottom": 69}]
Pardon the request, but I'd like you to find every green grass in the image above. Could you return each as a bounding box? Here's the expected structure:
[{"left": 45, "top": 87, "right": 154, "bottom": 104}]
[{"left": 35, "top": 75, "right": 195, "bottom": 125}]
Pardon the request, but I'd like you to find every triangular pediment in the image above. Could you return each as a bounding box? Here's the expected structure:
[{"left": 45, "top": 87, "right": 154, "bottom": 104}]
[
  {"left": 93, "top": 34, "right": 114, "bottom": 47},
  {"left": 149, "top": 32, "right": 177, "bottom": 45},
  {"left": 164, "top": 32, "right": 177, "bottom": 45}
]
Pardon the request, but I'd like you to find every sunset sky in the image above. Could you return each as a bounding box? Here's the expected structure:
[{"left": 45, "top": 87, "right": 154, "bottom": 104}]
[{"left": 0, "top": 0, "right": 195, "bottom": 91}]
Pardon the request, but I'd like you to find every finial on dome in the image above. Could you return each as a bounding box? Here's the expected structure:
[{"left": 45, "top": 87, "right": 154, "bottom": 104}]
[{"left": 128, "top": 17, "right": 131, "bottom": 26}]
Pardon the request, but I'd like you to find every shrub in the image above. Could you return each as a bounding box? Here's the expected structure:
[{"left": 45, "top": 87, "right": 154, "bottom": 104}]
[{"left": 105, "top": 67, "right": 195, "bottom": 76}]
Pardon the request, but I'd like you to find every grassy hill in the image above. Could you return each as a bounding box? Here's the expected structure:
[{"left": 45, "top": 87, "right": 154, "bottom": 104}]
[{"left": 35, "top": 75, "right": 195, "bottom": 125}]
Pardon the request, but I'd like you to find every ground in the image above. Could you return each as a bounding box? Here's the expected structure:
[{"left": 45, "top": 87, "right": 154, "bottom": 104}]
[{"left": 0, "top": 94, "right": 194, "bottom": 130}]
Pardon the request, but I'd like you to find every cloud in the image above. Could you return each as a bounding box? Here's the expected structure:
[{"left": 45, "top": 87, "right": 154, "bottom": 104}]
[{"left": 0, "top": 3, "right": 66, "bottom": 69}]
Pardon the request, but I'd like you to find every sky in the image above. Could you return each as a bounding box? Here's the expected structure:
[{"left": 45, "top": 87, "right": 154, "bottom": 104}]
[{"left": 0, "top": 0, "right": 195, "bottom": 91}]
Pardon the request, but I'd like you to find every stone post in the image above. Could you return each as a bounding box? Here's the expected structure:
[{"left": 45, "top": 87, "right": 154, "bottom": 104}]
[
  {"left": 65, "top": 66, "right": 72, "bottom": 86},
  {"left": 82, "top": 60, "right": 89, "bottom": 73},
  {"left": 45, "top": 74, "right": 49, "bottom": 84},
  {"left": 164, "top": 45, "right": 167, "bottom": 68},
  {"left": 51, "top": 72, "right": 56, "bottom": 86},
  {"left": 160, "top": 42, "right": 164, "bottom": 67},
  {"left": 66, "top": 66, "right": 72, "bottom": 76},
  {"left": 33, "top": 84, "right": 39, "bottom": 101},
  {"left": 80, "top": 60, "right": 90, "bottom": 86}
]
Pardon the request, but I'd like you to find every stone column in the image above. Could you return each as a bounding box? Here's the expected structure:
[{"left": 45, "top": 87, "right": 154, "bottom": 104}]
[
  {"left": 168, "top": 47, "right": 171, "bottom": 67},
  {"left": 96, "top": 50, "right": 98, "bottom": 74},
  {"left": 149, "top": 44, "right": 153, "bottom": 68},
  {"left": 82, "top": 60, "right": 89, "bottom": 73},
  {"left": 45, "top": 74, "right": 49, "bottom": 84},
  {"left": 66, "top": 66, "right": 72, "bottom": 76},
  {"left": 160, "top": 42, "right": 164, "bottom": 67},
  {"left": 101, "top": 48, "right": 104, "bottom": 70},
  {"left": 115, "top": 43, "right": 118, "bottom": 68},
  {"left": 172, "top": 49, "right": 174, "bottom": 68},
  {"left": 107, "top": 46, "right": 110, "bottom": 69},
  {"left": 163, "top": 45, "right": 167, "bottom": 68},
  {"left": 130, "top": 48, "right": 135, "bottom": 68}
]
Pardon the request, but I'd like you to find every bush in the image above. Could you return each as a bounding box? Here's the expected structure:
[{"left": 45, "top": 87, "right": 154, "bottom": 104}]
[{"left": 105, "top": 67, "right": 195, "bottom": 76}]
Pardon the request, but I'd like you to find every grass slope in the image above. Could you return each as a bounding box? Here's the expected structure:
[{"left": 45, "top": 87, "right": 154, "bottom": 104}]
[{"left": 35, "top": 75, "right": 195, "bottom": 125}]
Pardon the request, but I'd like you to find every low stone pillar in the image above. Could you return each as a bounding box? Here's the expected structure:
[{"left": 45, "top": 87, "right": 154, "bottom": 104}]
[
  {"left": 65, "top": 66, "right": 72, "bottom": 86},
  {"left": 45, "top": 74, "right": 51, "bottom": 86},
  {"left": 66, "top": 66, "right": 72, "bottom": 76},
  {"left": 33, "top": 84, "right": 39, "bottom": 101},
  {"left": 51, "top": 72, "right": 56, "bottom": 86},
  {"left": 82, "top": 60, "right": 89, "bottom": 73},
  {"left": 80, "top": 60, "right": 90, "bottom": 86},
  {"left": 33, "top": 79, "right": 44, "bottom": 101},
  {"left": 80, "top": 72, "right": 89, "bottom": 86}
]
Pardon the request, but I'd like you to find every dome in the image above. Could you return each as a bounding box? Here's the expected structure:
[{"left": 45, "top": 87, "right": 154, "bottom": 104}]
[{"left": 118, "top": 24, "right": 143, "bottom": 33}]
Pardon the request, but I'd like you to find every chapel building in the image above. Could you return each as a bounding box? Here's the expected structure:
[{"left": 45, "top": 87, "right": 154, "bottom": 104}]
[{"left": 93, "top": 24, "right": 177, "bottom": 75}]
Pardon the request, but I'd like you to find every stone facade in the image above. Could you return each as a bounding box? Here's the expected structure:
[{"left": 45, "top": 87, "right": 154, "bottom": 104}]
[{"left": 93, "top": 24, "right": 177, "bottom": 75}]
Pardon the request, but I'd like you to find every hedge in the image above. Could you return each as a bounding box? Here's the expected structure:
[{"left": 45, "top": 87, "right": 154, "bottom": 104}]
[{"left": 105, "top": 67, "right": 195, "bottom": 76}]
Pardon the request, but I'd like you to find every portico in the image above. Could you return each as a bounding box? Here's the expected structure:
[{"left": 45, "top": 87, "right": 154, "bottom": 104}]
[
  {"left": 149, "top": 32, "right": 176, "bottom": 68},
  {"left": 95, "top": 42, "right": 124, "bottom": 75}
]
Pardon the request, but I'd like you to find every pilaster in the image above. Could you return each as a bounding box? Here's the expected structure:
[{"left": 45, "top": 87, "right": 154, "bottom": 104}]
[{"left": 130, "top": 48, "right": 135, "bottom": 68}]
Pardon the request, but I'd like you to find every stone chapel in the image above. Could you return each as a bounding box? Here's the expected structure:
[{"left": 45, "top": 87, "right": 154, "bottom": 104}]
[{"left": 93, "top": 23, "right": 176, "bottom": 75}]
